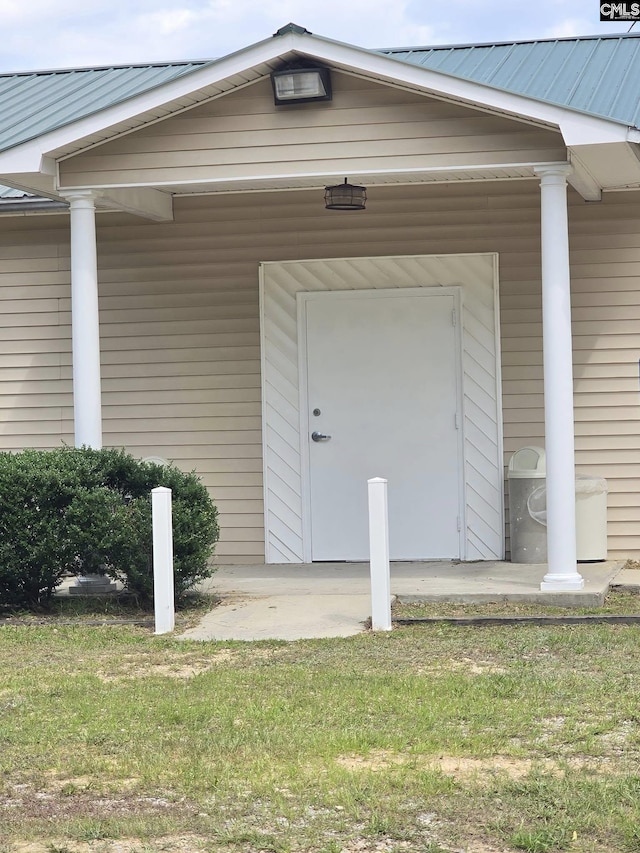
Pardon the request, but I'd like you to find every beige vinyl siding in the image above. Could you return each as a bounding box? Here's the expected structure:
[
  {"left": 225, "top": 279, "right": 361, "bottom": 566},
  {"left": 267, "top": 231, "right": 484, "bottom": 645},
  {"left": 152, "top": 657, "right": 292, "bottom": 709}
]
[
  {"left": 0, "top": 226, "right": 73, "bottom": 448},
  {"left": 1, "top": 183, "right": 640, "bottom": 559},
  {"left": 94, "top": 205, "right": 262, "bottom": 558},
  {"left": 58, "top": 73, "right": 566, "bottom": 188}
]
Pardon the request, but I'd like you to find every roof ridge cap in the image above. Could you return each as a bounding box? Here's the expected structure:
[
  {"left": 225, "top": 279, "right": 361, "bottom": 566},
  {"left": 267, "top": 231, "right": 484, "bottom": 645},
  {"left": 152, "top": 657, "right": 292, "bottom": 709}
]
[{"left": 273, "top": 22, "right": 312, "bottom": 37}]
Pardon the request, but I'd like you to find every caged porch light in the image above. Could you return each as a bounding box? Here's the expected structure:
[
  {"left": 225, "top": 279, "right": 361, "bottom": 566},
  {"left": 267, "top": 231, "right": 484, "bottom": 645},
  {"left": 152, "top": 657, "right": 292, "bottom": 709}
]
[{"left": 324, "top": 178, "right": 367, "bottom": 210}]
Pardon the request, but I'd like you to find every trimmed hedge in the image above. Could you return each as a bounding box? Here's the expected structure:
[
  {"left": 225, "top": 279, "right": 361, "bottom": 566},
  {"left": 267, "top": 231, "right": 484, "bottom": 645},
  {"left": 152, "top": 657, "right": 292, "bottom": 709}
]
[{"left": 0, "top": 447, "right": 219, "bottom": 609}]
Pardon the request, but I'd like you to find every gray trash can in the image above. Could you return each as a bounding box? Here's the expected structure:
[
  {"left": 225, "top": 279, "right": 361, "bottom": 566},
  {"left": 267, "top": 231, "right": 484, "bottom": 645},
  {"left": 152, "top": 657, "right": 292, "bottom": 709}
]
[
  {"left": 508, "top": 446, "right": 547, "bottom": 563},
  {"left": 508, "top": 450, "right": 609, "bottom": 564}
]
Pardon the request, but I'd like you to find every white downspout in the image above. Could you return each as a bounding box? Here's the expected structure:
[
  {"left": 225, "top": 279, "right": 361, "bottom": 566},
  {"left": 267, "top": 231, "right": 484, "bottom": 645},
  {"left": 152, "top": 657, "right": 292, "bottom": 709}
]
[
  {"left": 534, "top": 165, "right": 584, "bottom": 591},
  {"left": 64, "top": 190, "right": 103, "bottom": 449}
]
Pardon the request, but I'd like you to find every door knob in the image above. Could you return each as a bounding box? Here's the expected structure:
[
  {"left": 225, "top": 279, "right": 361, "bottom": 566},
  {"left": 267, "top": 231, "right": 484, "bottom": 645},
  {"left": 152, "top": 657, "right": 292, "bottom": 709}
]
[{"left": 311, "top": 431, "right": 331, "bottom": 442}]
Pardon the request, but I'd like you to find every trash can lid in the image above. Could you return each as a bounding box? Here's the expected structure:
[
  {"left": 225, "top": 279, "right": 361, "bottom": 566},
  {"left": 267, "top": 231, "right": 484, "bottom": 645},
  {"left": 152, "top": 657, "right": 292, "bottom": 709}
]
[
  {"left": 508, "top": 446, "right": 546, "bottom": 478},
  {"left": 575, "top": 474, "right": 608, "bottom": 494}
]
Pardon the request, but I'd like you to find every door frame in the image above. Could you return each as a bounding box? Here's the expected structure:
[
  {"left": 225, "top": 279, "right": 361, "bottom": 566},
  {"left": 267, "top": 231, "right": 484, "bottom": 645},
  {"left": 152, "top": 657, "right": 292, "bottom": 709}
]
[
  {"left": 259, "top": 253, "right": 504, "bottom": 564},
  {"left": 297, "top": 286, "right": 466, "bottom": 561}
]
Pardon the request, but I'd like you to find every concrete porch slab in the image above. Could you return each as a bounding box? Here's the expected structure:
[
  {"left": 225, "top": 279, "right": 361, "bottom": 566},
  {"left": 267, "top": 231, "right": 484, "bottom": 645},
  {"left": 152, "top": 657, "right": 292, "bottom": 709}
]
[
  {"left": 611, "top": 567, "right": 640, "bottom": 591},
  {"left": 181, "top": 560, "right": 627, "bottom": 642},
  {"left": 198, "top": 560, "right": 623, "bottom": 605}
]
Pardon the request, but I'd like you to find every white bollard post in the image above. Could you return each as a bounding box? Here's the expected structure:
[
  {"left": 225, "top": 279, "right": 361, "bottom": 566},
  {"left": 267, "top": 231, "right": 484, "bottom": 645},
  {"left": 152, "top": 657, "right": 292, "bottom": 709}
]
[
  {"left": 368, "top": 477, "right": 392, "bottom": 631},
  {"left": 152, "top": 486, "right": 175, "bottom": 635}
]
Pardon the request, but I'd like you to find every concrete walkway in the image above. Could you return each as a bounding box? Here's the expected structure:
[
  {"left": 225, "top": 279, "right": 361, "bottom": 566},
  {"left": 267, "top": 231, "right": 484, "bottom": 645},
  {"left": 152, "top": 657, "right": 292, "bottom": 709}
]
[{"left": 180, "top": 560, "right": 627, "bottom": 642}]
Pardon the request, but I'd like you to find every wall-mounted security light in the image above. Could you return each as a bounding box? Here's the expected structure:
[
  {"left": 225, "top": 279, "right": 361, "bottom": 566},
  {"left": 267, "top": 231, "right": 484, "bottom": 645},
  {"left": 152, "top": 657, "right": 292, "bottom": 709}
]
[{"left": 271, "top": 66, "right": 332, "bottom": 105}]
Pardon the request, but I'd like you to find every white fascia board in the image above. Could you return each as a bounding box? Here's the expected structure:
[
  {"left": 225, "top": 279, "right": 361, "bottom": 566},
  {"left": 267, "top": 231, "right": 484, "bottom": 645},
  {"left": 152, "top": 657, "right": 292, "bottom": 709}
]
[
  {"left": 560, "top": 114, "right": 632, "bottom": 146},
  {"left": 0, "top": 29, "right": 632, "bottom": 180},
  {"left": 0, "top": 153, "right": 56, "bottom": 182}
]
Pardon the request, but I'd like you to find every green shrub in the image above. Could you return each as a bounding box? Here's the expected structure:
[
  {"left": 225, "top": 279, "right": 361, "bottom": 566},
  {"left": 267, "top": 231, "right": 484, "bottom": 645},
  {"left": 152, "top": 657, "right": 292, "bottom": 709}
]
[
  {"left": 0, "top": 447, "right": 219, "bottom": 609},
  {"left": 0, "top": 450, "right": 79, "bottom": 609}
]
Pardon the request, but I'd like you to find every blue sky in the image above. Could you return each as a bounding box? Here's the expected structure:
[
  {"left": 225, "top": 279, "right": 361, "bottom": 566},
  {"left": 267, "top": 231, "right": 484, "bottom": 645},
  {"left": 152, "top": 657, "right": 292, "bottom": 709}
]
[{"left": 0, "top": 0, "right": 632, "bottom": 71}]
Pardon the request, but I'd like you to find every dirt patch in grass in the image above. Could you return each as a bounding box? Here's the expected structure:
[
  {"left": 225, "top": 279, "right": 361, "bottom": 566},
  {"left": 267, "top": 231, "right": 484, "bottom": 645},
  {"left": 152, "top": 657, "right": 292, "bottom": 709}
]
[
  {"left": 598, "top": 719, "right": 634, "bottom": 744},
  {"left": 336, "top": 749, "right": 408, "bottom": 771},
  {"left": 435, "top": 755, "right": 561, "bottom": 781},
  {"left": 336, "top": 749, "right": 619, "bottom": 782},
  {"left": 9, "top": 838, "right": 514, "bottom": 853},
  {"left": 0, "top": 784, "right": 197, "bottom": 824},
  {"left": 425, "top": 656, "right": 507, "bottom": 676},
  {"left": 335, "top": 841, "right": 429, "bottom": 852},
  {"left": 11, "top": 836, "right": 209, "bottom": 853},
  {"left": 95, "top": 650, "right": 235, "bottom": 681},
  {"left": 336, "top": 748, "right": 544, "bottom": 778},
  {"left": 94, "top": 646, "right": 282, "bottom": 681},
  {"left": 41, "top": 773, "right": 142, "bottom": 794},
  {"left": 97, "top": 661, "right": 214, "bottom": 680}
]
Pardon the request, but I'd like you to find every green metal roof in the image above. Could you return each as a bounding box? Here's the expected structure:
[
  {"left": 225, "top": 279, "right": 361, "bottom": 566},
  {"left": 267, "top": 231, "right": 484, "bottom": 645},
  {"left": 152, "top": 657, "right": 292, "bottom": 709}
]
[
  {"left": 0, "top": 186, "right": 26, "bottom": 198},
  {"left": 380, "top": 32, "right": 640, "bottom": 128},
  {"left": 0, "top": 60, "right": 209, "bottom": 153},
  {"left": 0, "top": 185, "right": 64, "bottom": 209}
]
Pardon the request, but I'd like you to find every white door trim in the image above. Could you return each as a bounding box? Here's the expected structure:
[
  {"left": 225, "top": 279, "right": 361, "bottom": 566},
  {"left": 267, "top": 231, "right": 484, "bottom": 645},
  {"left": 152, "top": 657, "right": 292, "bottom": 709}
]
[
  {"left": 259, "top": 253, "right": 504, "bottom": 564},
  {"left": 297, "top": 286, "right": 466, "bottom": 562}
]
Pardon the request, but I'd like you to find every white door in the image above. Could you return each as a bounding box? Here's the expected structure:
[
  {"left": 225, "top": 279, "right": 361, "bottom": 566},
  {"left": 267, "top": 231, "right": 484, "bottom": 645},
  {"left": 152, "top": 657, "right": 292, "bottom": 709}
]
[{"left": 303, "top": 288, "right": 462, "bottom": 561}]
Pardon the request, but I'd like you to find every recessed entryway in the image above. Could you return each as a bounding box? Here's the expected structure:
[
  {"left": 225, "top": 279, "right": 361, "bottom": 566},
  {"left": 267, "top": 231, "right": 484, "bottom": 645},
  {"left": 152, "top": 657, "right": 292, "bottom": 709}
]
[{"left": 260, "top": 253, "right": 503, "bottom": 564}]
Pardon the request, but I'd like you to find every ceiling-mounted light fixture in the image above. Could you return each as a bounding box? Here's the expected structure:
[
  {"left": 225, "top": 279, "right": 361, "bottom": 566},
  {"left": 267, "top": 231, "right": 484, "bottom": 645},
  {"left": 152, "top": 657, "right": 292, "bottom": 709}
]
[
  {"left": 324, "top": 178, "right": 367, "bottom": 210},
  {"left": 271, "top": 66, "right": 332, "bottom": 105}
]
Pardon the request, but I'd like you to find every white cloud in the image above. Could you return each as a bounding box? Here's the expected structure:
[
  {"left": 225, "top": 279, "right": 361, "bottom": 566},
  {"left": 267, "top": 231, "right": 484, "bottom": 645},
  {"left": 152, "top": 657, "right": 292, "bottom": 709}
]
[
  {"left": 0, "top": 0, "right": 111, "bottom": 24},
  {"left": 0, "top": 0, "right": 630, "bottom": 71},
  {"left": 144, "top": 8, "right": 199, "bottom": 36}
]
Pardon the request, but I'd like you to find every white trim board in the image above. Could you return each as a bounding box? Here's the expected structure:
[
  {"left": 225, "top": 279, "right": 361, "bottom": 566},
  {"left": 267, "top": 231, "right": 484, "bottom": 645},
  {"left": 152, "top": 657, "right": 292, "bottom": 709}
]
[{"left": 259, "top": 253, "right": 504, "bottom": 564}]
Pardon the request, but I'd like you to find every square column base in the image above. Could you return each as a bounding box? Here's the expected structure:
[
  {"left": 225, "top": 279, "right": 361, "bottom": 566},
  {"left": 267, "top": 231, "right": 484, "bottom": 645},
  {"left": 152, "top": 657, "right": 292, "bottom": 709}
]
[{"left": 540, "top": 577, "right": 585, "bottom": 592}]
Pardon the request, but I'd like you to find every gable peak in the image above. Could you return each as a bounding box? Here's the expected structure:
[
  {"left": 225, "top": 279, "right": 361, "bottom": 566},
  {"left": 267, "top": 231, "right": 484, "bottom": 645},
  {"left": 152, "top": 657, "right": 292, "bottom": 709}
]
[{"left": 273, "top": 23, "right": 312, "bottom": 37}]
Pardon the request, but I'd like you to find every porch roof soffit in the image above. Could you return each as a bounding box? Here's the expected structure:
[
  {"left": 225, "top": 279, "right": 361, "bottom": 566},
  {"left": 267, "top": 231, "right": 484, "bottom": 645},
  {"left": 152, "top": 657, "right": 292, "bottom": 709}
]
[
  {"left": 0, "top": 175, "right": 174, "bottom": 221},
  {"left": 1, "top": 28, "right": 639, "bottom": 206}
]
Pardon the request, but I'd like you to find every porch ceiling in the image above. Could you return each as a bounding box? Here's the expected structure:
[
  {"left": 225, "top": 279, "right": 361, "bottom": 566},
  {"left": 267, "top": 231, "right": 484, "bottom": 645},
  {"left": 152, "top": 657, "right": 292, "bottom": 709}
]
[
  {"left": 152, "top": 163, "right": 535, "bottom": 195},
  {"left": 102, "top": 163, "right": 553, "bottom": 198}
]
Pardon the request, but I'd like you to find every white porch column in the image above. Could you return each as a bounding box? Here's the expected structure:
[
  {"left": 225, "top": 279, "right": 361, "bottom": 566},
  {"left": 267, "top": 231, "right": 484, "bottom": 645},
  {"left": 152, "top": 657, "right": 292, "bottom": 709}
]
[
  {"left": 534, "top": 166, "right": 584, "bottom": 591},
  {"left": 65, "top": 191, "right": 103, "bottom": 449}
]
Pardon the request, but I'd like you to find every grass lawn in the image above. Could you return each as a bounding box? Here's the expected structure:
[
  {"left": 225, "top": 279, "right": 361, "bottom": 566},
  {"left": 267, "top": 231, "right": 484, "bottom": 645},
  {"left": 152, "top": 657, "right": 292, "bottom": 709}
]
[
  {"left": 392, "top": 587, "right": 640, "bottom": 619},
  {"left": 1, "top": 595, "right": 640, "bottom": 853}
]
